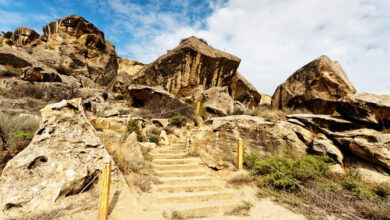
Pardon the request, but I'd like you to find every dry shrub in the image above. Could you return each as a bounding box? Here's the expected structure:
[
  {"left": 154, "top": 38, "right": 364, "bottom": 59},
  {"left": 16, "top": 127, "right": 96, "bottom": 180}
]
[
  {"left": 137, "top": 99, "right": 194, "bottom": 119},
  {"left": 0, "top": 112, "right": 39, "bottom": 155},
  {"left": 252, "top": 106, "right": 305, "bottom": 122},
  {"left": 227, "top": 173, "right": 253, "bottom": 186},
  {"left": 132, "top": 174, "right": 152, "bottom": 192},
  {"left": 226, "top": 201, "right": 253, "bottom": 216}
]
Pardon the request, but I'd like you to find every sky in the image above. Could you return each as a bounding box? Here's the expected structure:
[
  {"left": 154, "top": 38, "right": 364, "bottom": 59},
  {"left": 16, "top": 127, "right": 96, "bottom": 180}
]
[{"left": 1, "top": 0, "right": 389, "bottom": 95}]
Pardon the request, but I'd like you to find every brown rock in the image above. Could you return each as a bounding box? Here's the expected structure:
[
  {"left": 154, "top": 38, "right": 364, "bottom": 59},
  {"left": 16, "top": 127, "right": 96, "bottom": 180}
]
[
  {"left": 35, "top": 15, "right": 118, "bottom": 85},
  {"left": 190, "top": 115, "right": 308, "bottom": 169},
  {"left": 129, "top": 36, "right": 241, "bottom": 97},
  {"left": 203, "top": 86, "right": 234, "bottom": 116},
  {"left": 336, "top": 92, "right": 390, "bottom": 128},
  {"left": 11, "top": 27, "right": 40, "bottom": 47},
  {"left": 0, "top": 99, "right": 128, "bottom": 218},
  {"left": 117, "top": 58, "right": 144, "bottom": 77},
  {"left": 312, "top": 134, "right": 343, "bottom": 164},
  {"left": 229, "top": 73, "right": 261, "bottom": 107},
  {"left": 288, "top": 114, "right": 390, "bottom": 170},
  {"left": 271, "top": 55, "right": 356, "bottom": 114},
  {"left": 127, "top": 84, "right": 185, "bottom": 107}
]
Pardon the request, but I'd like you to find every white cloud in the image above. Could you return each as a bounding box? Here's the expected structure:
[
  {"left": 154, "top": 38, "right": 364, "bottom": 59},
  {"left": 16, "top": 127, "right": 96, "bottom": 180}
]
[{"left": 116, "top": 0, "right": 390, "bottom": 95}]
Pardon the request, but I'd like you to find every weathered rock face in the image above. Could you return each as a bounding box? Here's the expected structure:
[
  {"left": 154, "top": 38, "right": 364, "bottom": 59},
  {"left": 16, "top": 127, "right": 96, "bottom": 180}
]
[
  {"left": 127, "top": 84, "right": 185, "bottom": 107},
  {"left": 288, "top": 114, "right": 390, "bottom": 171},
  {"left": 14, "top": 15, "right": 118, "bottom": 86},
  {"left": 129, "top": 36, "right": 241, "bottom": 98},
  {"left": 336, "top": 93, "right": 390, "bottom": 129},
  {"left": 118, "top": 58, "right": 144, "bottom": 77},
  {"left": 229, "top": 73, "right": 261, "bottom": 107},
  {"left": 190, "top": 115, "right": 308, "bottom": 169},
  {"left": 11, "top": 27, "right": 40, "bottom": 47},
  {"left": 0, "top": 99, "right": 127, "bottom": 218},
  {"left": 271, "top": 55, "right": 356, "bottom": 114},
  {"left": 203, "top": 86, "right": 234, "bottom": 116}
]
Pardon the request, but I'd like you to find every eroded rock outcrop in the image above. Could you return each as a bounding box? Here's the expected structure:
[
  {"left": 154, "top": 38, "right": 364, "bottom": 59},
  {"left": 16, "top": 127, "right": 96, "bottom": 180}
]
[
  {"left": 128, "top": 36, "right": 241, "bottom": 97},
  {"left": 13, "top": 15, "right": 118, "bottom": 86},
  {"left": 229, "top": 73, "right": 262, "bottom": 107},
  {"left": 271, "top": 55, "right": 356, "bottom": 114},
  {"left": 190, "top": 115, "right": 308, "bottom": 169},
  {"left": 288, "top": 114, "right": 390, "bottom": 170},
  {"left": 127, "top": 84, "right": 185, "bottom": 107},
  {"left": 203, "top": 86, "right": 234, "bottom": 116},
  {"left": 336, "top": 93, "right": 390, "bottom": 129},
  {"left": 11, "top": 27, "right": 40, "bottom": 47},
  {"left": 0, "top": 99, "right": 128, "bottom": 218}
]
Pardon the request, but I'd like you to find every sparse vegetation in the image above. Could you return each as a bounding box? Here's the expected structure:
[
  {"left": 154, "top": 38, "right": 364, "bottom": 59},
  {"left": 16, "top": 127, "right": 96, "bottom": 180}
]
[
  {"left": 2, "top": 31, "right": 12, "bottom": 39},
  {"left": 55, "top": 65, "right": 73, "bottom": 76},
  {"left": 245, "top": 150, "right": 390, "bottom": 219},
  {"left": 0, "top": 112, "right": 39, "bottom": 155},
  {"left": 187, "top": 149, "right": 199, "bottom": 157},
  {"left": 171, "top": 115, "right": 183, "bottom": 126},
  {"left": 114, "top": 94, "right": 128, "bottom": 100},
  {"left": 3, "top": 69, "right": 20, "bottom": 77},
  {"left": 127, "top": 119, "right": 143, "bottom": 141},
  {"left": 132, "top": 174, "right": 152, "bottom": 192},
  {"left": 98, "top": 74, "right": 115, "bottom": 86},
  {"left": 227, "top": 200, "right": 254, "bottom": 216},
  {"left": 251, "top": 106, "right": 305, "bottom": 122},
  {"left": 5, "top": 40, "right": 13, "bottom": 46},
  {"left": 148, "top": 135, "right": 159, "bottom": 144},
  {"left": 227, "top": 173, "right": 253, "bottom": 186}
]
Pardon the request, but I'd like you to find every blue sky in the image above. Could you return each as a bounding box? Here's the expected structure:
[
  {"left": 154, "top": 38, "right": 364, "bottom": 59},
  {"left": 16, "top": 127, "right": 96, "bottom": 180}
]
[{"left": 1, "top": 0, "right": 390, "bottom": 95}]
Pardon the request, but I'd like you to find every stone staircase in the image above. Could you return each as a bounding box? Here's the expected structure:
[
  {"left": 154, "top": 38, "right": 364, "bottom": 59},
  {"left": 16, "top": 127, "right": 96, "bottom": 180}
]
[{"left": 150, "top": 141, "right": 242, "bottom": 219}]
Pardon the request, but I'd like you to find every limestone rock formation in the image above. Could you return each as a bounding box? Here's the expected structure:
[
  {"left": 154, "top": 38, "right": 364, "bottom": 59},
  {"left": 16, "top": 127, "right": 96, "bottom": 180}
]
[
  {"left": 12, "top": 15, "right": 118, "bottom": 86},
  {"left": 288, "top": 114, "right": 390, "bottom": 170},
  {"left": 118, "top": 58, "right": 144, "bottom": 77},
  {"left": 336, "top": 92, "right": 390, "bottom": 128},
  {"left": 11, "top": 27, "right": 40, "bottom": 47},
  {"left": 190, "top": 115, "right": 308, "bottom": 169},
  {"left": 229, "top": 73, "right": 262, "bottom": 107},
  {"left": 0, "top": 99, "right": 128, "bottom": 219},
  {"left": 203, "top": 86, "right": 234, "bottom": 116},
  {"left": 127, "top": 84, "right": 185, "bottom": 107},
  {"left": 128, "top": 36, "right": 241, "bottom": 97},
  {"left": 271, "top": 55, "right": 356, "bottom": 113}
]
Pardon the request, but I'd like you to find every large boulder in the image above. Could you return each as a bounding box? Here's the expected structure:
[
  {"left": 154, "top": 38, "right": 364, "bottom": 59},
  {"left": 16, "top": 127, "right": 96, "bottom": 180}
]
[
  {"left": 203, "top": 86, "right": 234, "bottom": 116},
  {"left": 25, "top": 15, "right": 118, "bottom": 85},
  {"left": 271, "top": 55, "right": 356, "bottom": 114},
  {"left": 336, "top": 92, "right": 390, "bottom": 129},
  {"left": 228, "top": 73, "right": 262, "bottom": 107},
  {"left": 128, "top": 36, "right": 241, "bottom": 97},
  {"left": 0, "top": 99, "right": 129, "bottom": 219},
  {"left": 11, "top": 27, "right": 40, "bottom": 47},
  {"left": 127, "top": 84, "right": 185, "bottom": 107}
]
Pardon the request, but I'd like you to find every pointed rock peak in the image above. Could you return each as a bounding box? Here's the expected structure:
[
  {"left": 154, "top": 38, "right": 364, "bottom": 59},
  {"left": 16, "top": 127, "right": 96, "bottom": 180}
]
[
  {"left": 174, "top": 36, "right": 240, "bottom": 62},
  {"left": 42, "top": 14, "right": 105, "bottom": 40},
  {"left": 271, "top": 55, "right": 356, "bottom": 114}
]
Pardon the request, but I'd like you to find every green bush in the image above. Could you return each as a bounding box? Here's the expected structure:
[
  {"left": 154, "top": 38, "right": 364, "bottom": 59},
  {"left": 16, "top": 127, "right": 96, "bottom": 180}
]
[
  {"left": 115, "top": 94, "right": 127, "bottom": 100},
  {"left": 5, "top": 40, "right": 13, "bottom": 46},
  {"left": 11, "top": 130, "right": 35, "bottom": 140},
  {"left": 3, "top": 69, "right": 20, "bottom": 77},
  {"left": 245, "top": 153, "right": 333, "bottom": 190},
  {"left": 2, "top": 31, "right": 12, "bottom": 39},
  {"left": 171, "top": 115, "right": 183, "bottom": 126},
  {"left": 149, "top": 135, "right": 159, "bottom": 144},
  {"left": 127, "top": 119, "right": 143, "bottom": 141}
]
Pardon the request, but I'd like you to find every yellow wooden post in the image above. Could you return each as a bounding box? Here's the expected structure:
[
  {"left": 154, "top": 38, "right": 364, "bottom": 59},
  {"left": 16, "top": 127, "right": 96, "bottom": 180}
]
[
  {"left": 237, "top": 138, "right": 243, "bottom": 170},
  {"left": 98, "top": 160, "right": 111, "bottom": 220},
  {"left": 195, "top": 102, "right": 201, "bottom": 116}
]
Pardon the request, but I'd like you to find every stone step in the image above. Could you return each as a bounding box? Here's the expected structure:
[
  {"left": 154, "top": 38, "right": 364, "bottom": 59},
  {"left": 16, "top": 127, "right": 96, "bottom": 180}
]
[
  {"left": 153, "top": 158, "right": 197, "bottom": 165},
  {"left": 156, "top": 184, "right": 221, "bottom": 193},
  {"left": 157, "top": 190, "right": 235, "bottom": 203},
  {"left": 155, "top": 169, "right": 205, "bottom": 177},
  {"left": 152, "top": 163, "right": 200, "bottom": 171},
  {"left": 171, "top": 200, "right": 240, "bottom": 218},
  {"left": 158, "top": 176, "right": 212, "bottom": 185},
  {"left": 153, "top": 148, "right": 187, "bottom": 154},
  {"left": 151, "top": 153, "right": 188, "bottom": 159}
]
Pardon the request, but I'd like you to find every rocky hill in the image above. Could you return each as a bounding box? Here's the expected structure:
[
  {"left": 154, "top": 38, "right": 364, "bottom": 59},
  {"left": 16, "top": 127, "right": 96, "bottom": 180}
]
[{"left": 0, "top": 15, "right": 389, "bottom": 219}]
